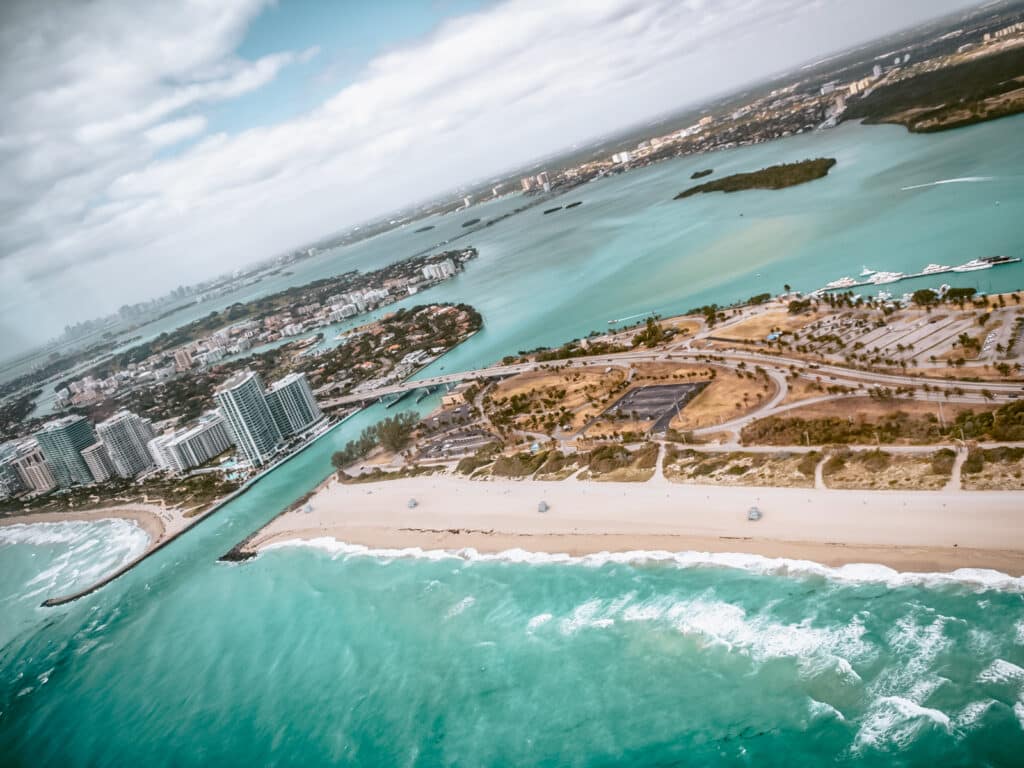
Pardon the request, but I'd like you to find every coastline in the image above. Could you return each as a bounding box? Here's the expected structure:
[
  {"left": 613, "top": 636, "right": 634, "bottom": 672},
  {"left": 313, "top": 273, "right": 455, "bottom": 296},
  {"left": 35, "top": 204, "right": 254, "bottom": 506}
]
[
  {"left": 0, "top": 504, "right": 167, "bottom": 546},
  {"left": 244, "top": 475, "right": 1024, "bottom": 576}
]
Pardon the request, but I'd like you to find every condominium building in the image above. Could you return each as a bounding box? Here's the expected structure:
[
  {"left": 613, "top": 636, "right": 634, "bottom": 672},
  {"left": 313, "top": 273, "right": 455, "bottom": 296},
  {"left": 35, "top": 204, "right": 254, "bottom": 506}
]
[
  {"left": 148, "top": 411, "right": 234, "bottom": 474},
  {"left": 96, "top": 410, "right": 156, "bottom": 479},
  {"left": 4, "top": 438, "right": 56, "bottom": 494},
  {"left": 34, "top": 415, "right": 99, "bottom": 488},
  {"left": 265, "top": 372, "right": 323, "bottom": 437},
  {"left": 421, "top": 259, "right": 456, "bottom": 281},
  {"left": 214, "top": 371, "right": 281, "bottom": 466},
  {"left": 81, "top": 442, "right": 115, "bottom": 483}
]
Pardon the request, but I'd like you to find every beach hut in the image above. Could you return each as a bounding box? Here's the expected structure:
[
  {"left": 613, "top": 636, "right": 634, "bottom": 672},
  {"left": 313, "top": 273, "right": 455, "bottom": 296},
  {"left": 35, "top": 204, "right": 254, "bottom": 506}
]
[
  {"left": 747, "top": 506, "right": 762, "bottom": 521},
  {"left": 538, "top": 501, "right": 549, "bottom": 513}
]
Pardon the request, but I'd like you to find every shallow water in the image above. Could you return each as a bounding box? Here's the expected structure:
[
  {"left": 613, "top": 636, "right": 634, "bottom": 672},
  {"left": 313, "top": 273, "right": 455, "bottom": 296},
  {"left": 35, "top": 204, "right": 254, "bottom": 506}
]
[{"left": 3, "top": 118, "right": 1024, "bottom": 764}]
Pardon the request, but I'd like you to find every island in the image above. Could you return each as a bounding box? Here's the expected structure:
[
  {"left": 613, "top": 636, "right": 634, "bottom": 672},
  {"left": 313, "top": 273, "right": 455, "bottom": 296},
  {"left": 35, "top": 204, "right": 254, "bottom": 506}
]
[
  {"left": 690, "top": 169, "right": 713, "bottom": 179},
  {"left": 674, "top": 158, "right": 836, "bottom": 199},
  {"left": 461, "top": 218, "right": 481, "bottom": 228}
]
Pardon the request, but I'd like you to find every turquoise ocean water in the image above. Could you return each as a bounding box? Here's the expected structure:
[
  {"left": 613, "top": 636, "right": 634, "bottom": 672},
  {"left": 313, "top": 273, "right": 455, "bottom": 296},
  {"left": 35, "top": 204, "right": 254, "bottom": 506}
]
[{"left": 3, "top": 117, "right": 1024, "bottom": 764}]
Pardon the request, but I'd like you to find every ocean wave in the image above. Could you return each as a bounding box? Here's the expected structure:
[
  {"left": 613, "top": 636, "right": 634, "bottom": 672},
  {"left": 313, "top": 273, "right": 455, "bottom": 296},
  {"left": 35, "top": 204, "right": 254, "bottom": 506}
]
[
  {"left": 261, "top": 537, "right": 1024, "bottom": 592},
  {"left": 1, "top": 519, "right": 148, "bottom": 601},
  {"left": 901, "top": 176, "right": 994, "bottom": 191},
  {"left": 977, "top": 658, "right": 1024, "bottom": 685},
  {"left": 853, "top": 696, "right": 951, "bottom": 753}
]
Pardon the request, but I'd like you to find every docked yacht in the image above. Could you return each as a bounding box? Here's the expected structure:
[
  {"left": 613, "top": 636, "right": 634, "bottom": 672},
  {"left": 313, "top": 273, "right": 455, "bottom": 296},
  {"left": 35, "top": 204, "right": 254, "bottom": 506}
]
[
  {"left": 921, "top": 263, "right": 952, "bottom": 275},
  {"left": 952, "top": 259, "right": 993, "bottom": 273},
  {"left": 870, "top": 271, "right": 905, "bottom": 285},
  {"left": 859, "top": 266, "right": 876, "bottom": 277},
  {"left": 825, "top": 276, "right": 859, "bottom": 290}
]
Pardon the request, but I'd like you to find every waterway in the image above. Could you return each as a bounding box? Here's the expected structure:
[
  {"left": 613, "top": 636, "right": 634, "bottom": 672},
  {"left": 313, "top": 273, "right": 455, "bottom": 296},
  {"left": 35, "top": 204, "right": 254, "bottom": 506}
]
[{"left": 3, "top": 117, "right": 1024, "bottom": 765}]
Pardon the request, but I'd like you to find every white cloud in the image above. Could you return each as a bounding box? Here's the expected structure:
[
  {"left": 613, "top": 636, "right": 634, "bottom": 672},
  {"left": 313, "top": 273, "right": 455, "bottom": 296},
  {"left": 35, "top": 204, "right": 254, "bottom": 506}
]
[
  {"left": 144, "top": 116, "right": 209, "bottom": 147},
  {"left": 0, "top": 0, "right": 983, "bottom": 350}
]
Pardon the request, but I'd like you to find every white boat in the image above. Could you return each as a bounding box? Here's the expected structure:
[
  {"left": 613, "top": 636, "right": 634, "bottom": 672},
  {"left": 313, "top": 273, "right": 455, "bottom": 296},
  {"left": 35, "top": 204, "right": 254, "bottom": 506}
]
[
  {"left": 921, "top": 263, "right": 952, "bottom": 275},
  {"left": 952, "top": 259, "right": 993, "bottom": 273},
  {"left": 825, "top": 276, "right": 858, "bottom": 289},
  {"left": 876, "top": 290, "right": 893, "bottom": 301},
  {"left": 870, "top": 271, "right": 905, "bottom": 284},
  {"left": 859, "top": 266, "right": 876, "bottom": 277}
]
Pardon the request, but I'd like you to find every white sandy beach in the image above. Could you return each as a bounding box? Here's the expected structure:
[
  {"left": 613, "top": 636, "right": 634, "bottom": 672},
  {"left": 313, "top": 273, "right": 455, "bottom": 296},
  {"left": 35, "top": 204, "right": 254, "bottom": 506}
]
[
  {"left": 0, "top": 504, "right": 172, "bottom": 549},
  {"left": 245, "top": 476, "right": 1024, "bottom": 575}
]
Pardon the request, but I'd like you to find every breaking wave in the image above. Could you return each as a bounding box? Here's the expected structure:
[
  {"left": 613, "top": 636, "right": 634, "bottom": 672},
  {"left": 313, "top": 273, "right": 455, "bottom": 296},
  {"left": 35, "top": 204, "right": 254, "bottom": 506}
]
[{"left": 261, "top": 537, "right": 1024, "bottom": 592}]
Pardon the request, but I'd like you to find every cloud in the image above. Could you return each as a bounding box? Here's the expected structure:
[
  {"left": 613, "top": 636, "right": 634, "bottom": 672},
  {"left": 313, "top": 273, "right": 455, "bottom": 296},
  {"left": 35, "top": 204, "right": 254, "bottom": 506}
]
[
  {"left": 144, "top": 117, "right": 209, "bottom": 147},
  {"left": 0, "top": 0, "right": 983, "bottom": 350}
]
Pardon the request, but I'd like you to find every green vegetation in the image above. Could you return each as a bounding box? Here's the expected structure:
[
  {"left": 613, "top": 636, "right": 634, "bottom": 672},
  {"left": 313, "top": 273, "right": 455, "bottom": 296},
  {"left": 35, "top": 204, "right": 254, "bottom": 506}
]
[
  {"left": 491, "top": 451, "right": 551, "bottom": 478},
  {"left": 797, "top": 451, "right": 822, "bottom": 477},
  {"left": 633, "top": 317, "right": 666, "bottom": 348},
  {"left": 331, "top": 411, "right": 421, "bottom": 469},
  {"left": 0, "top": 388, "right": 41, "bottom": 441},
  {"left": 742, "top": 400, "right": 1024, "bottom": 446},
  {"left": 690, "top": 169, "right": 714, "bottom": 179},
  {"left": 747, "top": 293, "right": 772, "bottom": 306},
  {"left": 788, "top": 298, "right": 813, "bottom": 315},
  {"left": 674, "top": 158, "right": 836, "bottom": 199},
  {"left": 843, "top": 47, "right": 1024, "bottom": 133},
  {"left": 534, "top": 339, "right": 629, "bottom": 362},
  {"left": 0, "top": 472, "right": 239, "bottom": 517}
]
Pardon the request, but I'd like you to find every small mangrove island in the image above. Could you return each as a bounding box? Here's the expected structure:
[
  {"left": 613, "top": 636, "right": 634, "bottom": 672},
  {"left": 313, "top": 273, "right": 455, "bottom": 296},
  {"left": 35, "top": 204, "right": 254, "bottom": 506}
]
[
  {"left": 461, "top": 218, "right": 481, "bottom": 227},
  {"left": 675, "top": 158, "right": 836, "bottom": 199},
  {"left": 690, "top": 169, "right": 713, "bottom": 179}
]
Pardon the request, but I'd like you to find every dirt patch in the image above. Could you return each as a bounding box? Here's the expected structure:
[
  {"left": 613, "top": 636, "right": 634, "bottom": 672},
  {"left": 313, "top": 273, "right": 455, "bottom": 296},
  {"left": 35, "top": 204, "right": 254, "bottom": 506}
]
[
  {"left": 715, "top": 310, "right": 821, "bottom": 343},
  {"left": 670, "top": 369, "right": 775, "bottom": 430}
]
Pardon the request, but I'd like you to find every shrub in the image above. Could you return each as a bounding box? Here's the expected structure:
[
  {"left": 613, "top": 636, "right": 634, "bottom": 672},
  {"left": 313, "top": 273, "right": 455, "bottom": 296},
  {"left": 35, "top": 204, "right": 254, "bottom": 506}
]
[{"left": 962, "top": 450, "right": 985, "bottom": 475}]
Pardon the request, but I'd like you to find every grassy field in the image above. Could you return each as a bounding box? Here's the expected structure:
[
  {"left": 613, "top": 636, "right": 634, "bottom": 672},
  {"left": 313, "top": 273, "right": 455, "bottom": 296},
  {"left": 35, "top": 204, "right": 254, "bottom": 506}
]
[{"left": 670, "top": 369, "right": 774, "bottom": 430}]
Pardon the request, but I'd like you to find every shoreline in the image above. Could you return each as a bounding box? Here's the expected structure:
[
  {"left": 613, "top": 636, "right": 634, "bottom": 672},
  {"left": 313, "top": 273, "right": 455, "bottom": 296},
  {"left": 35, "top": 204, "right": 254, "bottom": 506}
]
[
  {"left": 0, "top": 505, "right": 167, "bottom": 546},
  {"left": 243, "top": 475, "right": 1024, "bottom": 576}
]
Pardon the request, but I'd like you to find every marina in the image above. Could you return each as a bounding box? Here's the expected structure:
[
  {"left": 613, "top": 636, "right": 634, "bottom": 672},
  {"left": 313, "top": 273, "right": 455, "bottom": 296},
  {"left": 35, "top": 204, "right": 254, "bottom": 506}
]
[{"left": 818, "top": 256, "right": 1020, "bottom": 294}]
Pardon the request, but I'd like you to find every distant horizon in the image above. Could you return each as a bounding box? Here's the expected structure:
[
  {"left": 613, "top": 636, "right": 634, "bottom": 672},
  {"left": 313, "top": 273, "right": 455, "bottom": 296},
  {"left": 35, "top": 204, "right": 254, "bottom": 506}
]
[{"left": 0, "top": 0, "right": 1004, "bottom": 354}]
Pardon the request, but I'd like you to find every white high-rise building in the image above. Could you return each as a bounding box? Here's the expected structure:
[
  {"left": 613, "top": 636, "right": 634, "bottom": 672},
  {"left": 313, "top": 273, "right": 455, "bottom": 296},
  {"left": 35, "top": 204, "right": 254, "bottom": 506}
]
[
  {"left": 265, "top": 373, "right": 323, "bottom": 437},
  {"left": 214, "top": 371, "right": 281, "bottom": 466},
  {"left": 81, "top": 442, "right": 115, "bottom": 483},
  {"left": 148, "top": 412, "right": 234, "bottom": 474},
  {"left": 96, "top": 411, "right": 156, "bottom": 478}
]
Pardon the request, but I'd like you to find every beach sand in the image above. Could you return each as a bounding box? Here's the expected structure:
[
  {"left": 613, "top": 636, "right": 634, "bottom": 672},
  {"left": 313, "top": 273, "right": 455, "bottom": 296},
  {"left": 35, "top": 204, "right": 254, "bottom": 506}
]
[
  {"left": 244, "top": 475, "right": 1024, "bottom": 575},
  {"left": 0, "top": 504, "right": 168, "bottom": 548}
]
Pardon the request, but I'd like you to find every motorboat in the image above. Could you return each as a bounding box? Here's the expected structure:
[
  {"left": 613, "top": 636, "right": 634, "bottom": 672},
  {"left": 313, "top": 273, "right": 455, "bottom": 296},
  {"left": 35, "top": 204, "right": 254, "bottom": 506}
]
[{"left": 921, "top": 263, "right": 952, "bottom": 275}]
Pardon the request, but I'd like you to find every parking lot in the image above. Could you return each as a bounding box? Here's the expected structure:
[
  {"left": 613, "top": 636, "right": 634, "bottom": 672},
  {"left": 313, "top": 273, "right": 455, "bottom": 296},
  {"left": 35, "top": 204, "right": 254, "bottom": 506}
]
[{"left": 603, "top": 382, "right": 708, "bottom": 433}]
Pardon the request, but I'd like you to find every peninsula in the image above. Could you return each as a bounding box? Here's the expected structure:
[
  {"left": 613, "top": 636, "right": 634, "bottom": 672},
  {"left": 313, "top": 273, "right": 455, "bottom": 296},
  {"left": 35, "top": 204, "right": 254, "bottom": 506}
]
[
  {"left": 674, "top": 158, "right": 836, "bottom": 199},
  {"left": 236, "top": 283, "right": 1024, "bottom": 574}
]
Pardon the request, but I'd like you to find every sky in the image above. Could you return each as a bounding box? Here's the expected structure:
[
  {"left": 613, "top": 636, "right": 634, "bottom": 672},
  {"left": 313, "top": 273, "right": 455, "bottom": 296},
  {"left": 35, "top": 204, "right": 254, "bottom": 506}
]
[{"left": 0, "top": 0, "right": 987, "bottom": 356}]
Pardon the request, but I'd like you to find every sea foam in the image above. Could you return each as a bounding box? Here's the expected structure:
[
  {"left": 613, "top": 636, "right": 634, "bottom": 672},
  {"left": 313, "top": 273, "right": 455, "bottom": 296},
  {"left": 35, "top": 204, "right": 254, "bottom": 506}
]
[{"left": 261, "top": 537, "right": 1024, "bottom": 592}]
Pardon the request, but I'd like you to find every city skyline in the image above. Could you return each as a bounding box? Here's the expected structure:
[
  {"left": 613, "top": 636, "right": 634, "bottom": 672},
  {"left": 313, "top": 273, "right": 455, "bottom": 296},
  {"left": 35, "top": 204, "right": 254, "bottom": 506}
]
[{"left": 0, "top": 0, "right": 992, "bottom": 354}]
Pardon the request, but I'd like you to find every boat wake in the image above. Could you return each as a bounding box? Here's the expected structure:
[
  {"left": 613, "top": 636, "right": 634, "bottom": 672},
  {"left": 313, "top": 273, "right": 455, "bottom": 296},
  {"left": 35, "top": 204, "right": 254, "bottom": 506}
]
[
  {"left": 901, "top": 176, "right": 994, "bottom": 191},
  {"left": 261, "top": 538, "right": 1024, "bottom": 592}
]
